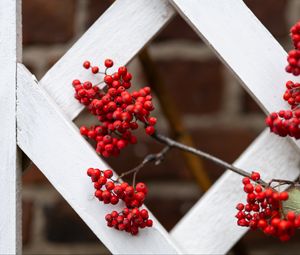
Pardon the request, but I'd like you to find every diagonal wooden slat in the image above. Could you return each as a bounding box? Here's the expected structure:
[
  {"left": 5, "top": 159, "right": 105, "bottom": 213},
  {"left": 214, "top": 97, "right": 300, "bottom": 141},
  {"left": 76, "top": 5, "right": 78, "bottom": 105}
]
[
  {"left": 16, "top": 0, "right": 300, "bottom": 254},
  {"left": 40, "top": 0, "right": 175, "bottom": 121},
  {"left": 166, "top": 0, "right": 300, "bottom": 253},
  {"left": 0, "top": 0, "right": 22, "bottom": 253},
  {"left": 171, "top": 130, "right": 300, "bottom": 254},
  {"left": 169, "top": 0, "right": 293, "bottom": 114},
  {"left": 17, "top": 64, "right": 181, "bottom": 254}
]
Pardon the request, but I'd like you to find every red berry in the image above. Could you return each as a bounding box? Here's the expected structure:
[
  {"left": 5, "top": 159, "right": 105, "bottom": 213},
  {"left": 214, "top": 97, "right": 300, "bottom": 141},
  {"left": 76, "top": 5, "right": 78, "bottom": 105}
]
[
  {"left": 145, "top": 126, "right": 155, "bottom": 135},
  {"left": 244, "top": 183, "right": 254, "bottom": 193},
  {"left": 105, "top": 181, "right": 115, "bottom": 191},
  {"left": 110, "top": 196, "right": 119, "bottom": 205},
  {"left": 236, "top": 203, "right": 244, "bottom": 211},
  {"left": 83, "top": 61, "right": 90, "bottom": 69},
  {"left": 136, "top": 183, "right": 148, "bottom": 194},
  {"left": 118, "top": 66, "right": 127, "bottom": 75},
  {"left": 287, "top": 211, "right": 296, "bottom": 221},
  {"left": 242, "top": 177, "right": 250, "bottom": 185},
  {"left": 104, "top": 169, "right": 113, "bottom": 179},
  {"left": 140, "top": 209, "right": 149, "bottom": 219},
  {"left": 279, "top": 191, "right": 289, "bottom": 201},
  {"left": 125, "top": 186, "right": 134, "bottom": 197},
  {"left": 91, "top": 66, "right": 99, "bottom": 74},
  {"left": 251, "top": 171, "right": 260, "bottom": 181},
  {"left": 105, "top": 59, "right": 113, "bottom": 68},
  {"left": 80, "top": 126, "right": 88, "bottom": 136},
  {"left": 87, "top": 168, "right": 94, "bottom": 176},
  {"left": 148, "top": 117, "right": 157, "bottom": 126},
  {"left": 146, "top": 219, "right": 153, "bottom": 227}
]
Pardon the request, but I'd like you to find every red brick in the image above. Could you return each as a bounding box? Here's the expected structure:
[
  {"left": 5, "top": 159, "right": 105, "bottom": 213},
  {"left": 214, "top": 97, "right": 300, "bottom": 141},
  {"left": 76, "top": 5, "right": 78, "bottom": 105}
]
[
  {"left": 154, "top": 58, "right": 223, "bottom": 114},
  {"left": 44, "top": 198, "right": 106, "bottom": 245},
  {"left": 146, "top": 195, "right": 198, "bottom": 231},
  {"left": 23, "top": 0, "right": 76, "bottom": 44},
  {"left": 22, "top": 164, "right": 50, "bottom": 186},
  {"left": 22, "top": 200, "right": 34, "bottom": 246},
  {"left": 46, "top": 53, "right": 64, "bottom": 71},
  {"left": 242, "top": 90, "right": 265, "bottom": 114},
  {"left": 155, "top": 14, "right": 201, "bottom": 42},
  {"left": 244, "top": 0, "right": 288, "bottom": 40},
  {"left": 22, "top": 61, "right": 36, "bottom": 77},
  {"left": 85, "top": 0, "right": 113, "bottom": 29},
  {"left": 191, "top": 127, "right": 262, "bottom": 181}
]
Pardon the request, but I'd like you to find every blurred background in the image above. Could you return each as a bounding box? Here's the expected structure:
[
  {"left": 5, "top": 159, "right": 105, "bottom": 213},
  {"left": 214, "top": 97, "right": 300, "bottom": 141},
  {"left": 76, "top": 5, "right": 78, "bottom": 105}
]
[{"left": 21, "top": 0, "right": 300, "bottom": 254}]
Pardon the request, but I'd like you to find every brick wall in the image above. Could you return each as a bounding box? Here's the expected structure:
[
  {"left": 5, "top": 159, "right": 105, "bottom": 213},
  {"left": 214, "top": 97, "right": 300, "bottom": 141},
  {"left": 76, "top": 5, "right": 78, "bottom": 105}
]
[{"left": 22, "top": 1, "right": 300, "bottom": 254}]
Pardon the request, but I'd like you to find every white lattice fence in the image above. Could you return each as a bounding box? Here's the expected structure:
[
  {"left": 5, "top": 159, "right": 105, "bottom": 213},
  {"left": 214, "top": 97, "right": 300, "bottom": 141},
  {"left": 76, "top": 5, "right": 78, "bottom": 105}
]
[{"left": 1, "top": 0, "right": 300, "bottom": 254}]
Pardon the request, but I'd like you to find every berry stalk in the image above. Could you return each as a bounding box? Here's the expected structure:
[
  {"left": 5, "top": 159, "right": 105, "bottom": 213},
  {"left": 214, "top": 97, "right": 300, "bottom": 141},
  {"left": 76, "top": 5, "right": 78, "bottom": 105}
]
[{"left": 117, "top": 145, "right": 171, "bottom": 186}]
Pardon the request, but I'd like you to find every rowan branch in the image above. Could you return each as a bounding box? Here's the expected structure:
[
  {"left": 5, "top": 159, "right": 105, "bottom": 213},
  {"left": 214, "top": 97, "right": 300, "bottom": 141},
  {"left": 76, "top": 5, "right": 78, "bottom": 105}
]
[
  {"left": 151, "top": 132, "right": 269, "bottom": 187},
  {"left": 117, "top": 146, "right": 171, "bottom": 186}
]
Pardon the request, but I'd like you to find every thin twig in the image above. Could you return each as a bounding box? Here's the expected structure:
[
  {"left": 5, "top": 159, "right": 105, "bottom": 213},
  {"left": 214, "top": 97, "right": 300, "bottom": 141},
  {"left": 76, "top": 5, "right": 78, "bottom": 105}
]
[
  {"left": 151, "top": 132, "right": 269, "bottom": 187},
  {"left": 117, "top": 146, "right": 171, "bottom": 186},
  {"left": 268, "top": 179, "right": 296, "bottom": 188}
]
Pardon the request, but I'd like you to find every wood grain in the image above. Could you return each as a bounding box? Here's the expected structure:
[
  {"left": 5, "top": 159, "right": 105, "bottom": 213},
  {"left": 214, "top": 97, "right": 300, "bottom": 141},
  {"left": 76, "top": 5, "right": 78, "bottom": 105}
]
[{"left": 0, "top": 0, "right": 21, "bottom": 253}]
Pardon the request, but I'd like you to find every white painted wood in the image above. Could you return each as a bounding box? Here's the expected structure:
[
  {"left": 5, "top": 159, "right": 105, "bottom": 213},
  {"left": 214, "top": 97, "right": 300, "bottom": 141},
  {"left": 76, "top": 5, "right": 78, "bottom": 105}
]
[
  {"left": 40, "top": 0, "right": 175, "bottom": 121},
  {"left": 17, "top": 0, "right": 300, "bottom": 254},
  {"left": 170, "top": 0, "right": 294, "bottom": 114},
  {"left": 167, "top": 0, "right": 300, "bottom": 253},
  {"left": 171, "top": 130, "right": 300, "bottom": 254},
  {"left": 0, "top": 0, "right": 21, "bottom": 253},
  {"left": 17, "top": 64, "right": 181, "bottom": 254}
]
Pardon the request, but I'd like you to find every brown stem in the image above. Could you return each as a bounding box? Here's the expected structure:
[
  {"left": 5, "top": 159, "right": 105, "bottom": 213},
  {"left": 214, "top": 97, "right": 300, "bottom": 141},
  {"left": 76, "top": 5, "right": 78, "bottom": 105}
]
[
  {"left": 117, "top": 146, "right": 171, "bottom": 186},
  {"left": 151, "top": 132, "right": 269, "bottom": 187},
  {"left": 268, "top": 179, "right": 296, "bottom": 189}
]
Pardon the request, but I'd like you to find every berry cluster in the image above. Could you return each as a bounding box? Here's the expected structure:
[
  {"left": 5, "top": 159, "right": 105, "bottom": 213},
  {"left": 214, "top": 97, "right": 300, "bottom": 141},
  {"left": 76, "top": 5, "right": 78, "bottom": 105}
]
[
  {"left": 105, "top": 208, "right": 153, "bottom": 235},
  {"left": 73, "top": 59, "right": 157, "bottom": 157},
  {"left": 286, "top": 21, "right": 300, "bottom": 75},
  {"left": 283, "top": 80, "right": 300, "bottom": 109},
  {"left": 266, "top": 21, "right": 300, "bottom": 139},
  {"left": 265, "top": 108, "right": 300, "bottom": 139},
  {"left": 87, "top": 168, "right": 152, "bottom": 235},
  {"left": 236, "top": 172, "right": 300, "bottom": 241}
]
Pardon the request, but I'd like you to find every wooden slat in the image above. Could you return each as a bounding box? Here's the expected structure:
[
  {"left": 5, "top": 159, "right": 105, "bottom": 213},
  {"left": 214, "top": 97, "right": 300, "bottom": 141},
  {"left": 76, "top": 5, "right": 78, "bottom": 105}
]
[
  {"left": 17, "top": 64, "right": 181, "bottom": 254},
  {"left": 20, "top": 0, "right": 300, "bottom": 254},
  {"left": 171, "top": 130, "right": 300, "bottom": 254},
  {"left": 0, "top": 0, "right": 21, "bottom": 253},
  {"left": 168, "top": 0, "right": 300, "bottom": 253},
  {"left": 40, "top": 0, "right": 175, "bottom": 121},
  {"left": 170, "top": 0, "right": 292, "bottom": 114}
]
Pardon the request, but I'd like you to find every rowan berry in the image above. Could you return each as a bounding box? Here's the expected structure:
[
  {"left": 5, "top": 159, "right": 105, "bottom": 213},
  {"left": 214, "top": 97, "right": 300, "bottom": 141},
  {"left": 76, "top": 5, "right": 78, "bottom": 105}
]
[
  {"left": 105, "top": 59, "right": 113, "bottom": 68},
  {"left": 91, "top": 66, "right": 99, "bottom": 74},
  {"left": 236, "top": 170, "right": 300, "bottom": 241},
  {"left": 102, "top": 169, "right": 112, "bottom": 178},
  {"left": 145, "top": 126, "right": 155, "bottom": 135},
  {"left": 83, "top": 61, "right": 90, "bottom": 69},
  {"left": 251, "top": 171, "right": 260, "bottom": 181}
]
